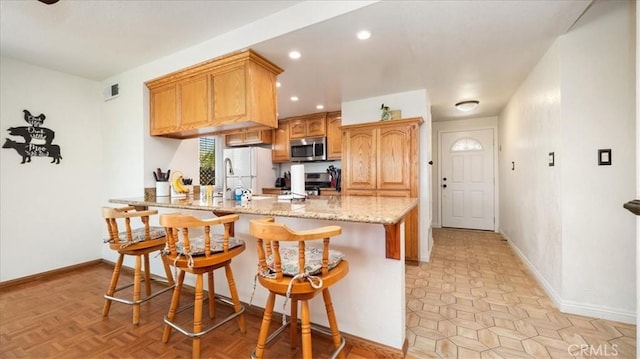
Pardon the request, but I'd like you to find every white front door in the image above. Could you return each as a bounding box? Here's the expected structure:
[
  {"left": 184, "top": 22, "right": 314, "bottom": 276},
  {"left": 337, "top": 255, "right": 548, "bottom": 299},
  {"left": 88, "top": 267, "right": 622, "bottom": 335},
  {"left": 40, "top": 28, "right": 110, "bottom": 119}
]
[{"left": 440, "top": 129, "right": 495, "bottom": 230}]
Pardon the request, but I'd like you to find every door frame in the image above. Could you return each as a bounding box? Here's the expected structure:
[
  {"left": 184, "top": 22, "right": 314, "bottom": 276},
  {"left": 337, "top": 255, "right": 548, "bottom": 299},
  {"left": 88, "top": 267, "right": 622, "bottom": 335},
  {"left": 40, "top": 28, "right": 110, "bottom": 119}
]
[{"left": 436, "top": 126, "right": 499, "bottom": 232}]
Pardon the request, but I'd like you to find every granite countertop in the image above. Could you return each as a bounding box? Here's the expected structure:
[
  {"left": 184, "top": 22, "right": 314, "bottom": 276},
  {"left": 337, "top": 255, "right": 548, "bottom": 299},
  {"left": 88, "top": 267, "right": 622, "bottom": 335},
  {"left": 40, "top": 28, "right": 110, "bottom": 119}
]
[{"left": 109, "top": 194, "right": 418, "bottom": 225}]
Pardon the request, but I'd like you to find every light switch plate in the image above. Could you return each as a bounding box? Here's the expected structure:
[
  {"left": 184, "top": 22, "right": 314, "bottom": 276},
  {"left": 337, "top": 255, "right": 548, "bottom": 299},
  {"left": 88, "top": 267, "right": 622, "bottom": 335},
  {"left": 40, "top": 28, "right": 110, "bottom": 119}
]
[
  {"left": 548, "top": 152, "right": 554, "bottom": 167},
  {"left": 598, "top": 149, "right": 611, "bottom": 166}
]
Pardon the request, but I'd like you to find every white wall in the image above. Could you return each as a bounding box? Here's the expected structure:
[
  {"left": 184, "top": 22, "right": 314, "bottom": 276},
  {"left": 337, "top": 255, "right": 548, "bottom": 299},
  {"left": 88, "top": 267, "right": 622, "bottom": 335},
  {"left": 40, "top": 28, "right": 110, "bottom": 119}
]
[
  {"left": 499, "top": 0, "right": 635, "bottom": 323},
  {"left": 559, "top": 0, "right": 635, "bottom": 319},
  {"left": 342, "top": 89, "right": 433, "bottom": 262},
  {"left": 499, "top": 41, "right": 563, "bottom": 302},
  {"left": 431, "top": 116, "right": 499, "bottom": 229},
  {"left": 0, "top": 57, "right": 103, "bottom": 281}
]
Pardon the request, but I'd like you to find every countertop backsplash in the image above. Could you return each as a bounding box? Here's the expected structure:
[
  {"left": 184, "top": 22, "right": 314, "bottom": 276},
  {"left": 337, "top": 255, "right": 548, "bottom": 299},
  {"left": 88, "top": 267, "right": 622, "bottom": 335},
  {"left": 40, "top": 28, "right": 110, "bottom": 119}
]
[{"left": 278, "top": 160, "right": 341, "bottom": 176}]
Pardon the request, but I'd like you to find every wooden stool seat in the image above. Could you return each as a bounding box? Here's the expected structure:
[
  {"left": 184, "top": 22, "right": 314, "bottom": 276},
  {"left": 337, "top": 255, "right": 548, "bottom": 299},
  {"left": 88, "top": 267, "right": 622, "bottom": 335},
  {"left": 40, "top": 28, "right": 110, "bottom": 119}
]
[
  {"left": 160, "top": 213, "right": 246, "bottom": 359},
  {"left": 101, "top": 206, "right": 175, "bottom": 325},
  {"left": 250, "top": 217, "right": 349, "bottom": 359}
]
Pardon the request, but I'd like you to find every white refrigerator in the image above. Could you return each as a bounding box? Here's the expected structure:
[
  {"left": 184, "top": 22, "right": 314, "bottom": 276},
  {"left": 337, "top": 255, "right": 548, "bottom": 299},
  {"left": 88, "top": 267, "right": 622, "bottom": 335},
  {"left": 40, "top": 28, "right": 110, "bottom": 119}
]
[{"left": 222, "top": 147, "right": 277, "bottom": 195}]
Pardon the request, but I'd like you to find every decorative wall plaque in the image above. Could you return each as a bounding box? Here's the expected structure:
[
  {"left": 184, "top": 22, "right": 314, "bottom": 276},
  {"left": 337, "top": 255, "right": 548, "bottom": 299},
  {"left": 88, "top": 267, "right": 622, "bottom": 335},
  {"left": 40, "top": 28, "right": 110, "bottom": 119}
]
[{"left": 2, "top": 109, "right": 62, "bottom": 164}]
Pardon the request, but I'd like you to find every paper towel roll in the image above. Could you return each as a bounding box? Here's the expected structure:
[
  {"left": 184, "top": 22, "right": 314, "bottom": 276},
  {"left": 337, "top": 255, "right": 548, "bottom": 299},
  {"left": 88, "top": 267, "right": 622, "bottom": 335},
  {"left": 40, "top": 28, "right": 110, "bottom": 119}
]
[{"left": 291, "top": 164, "right": 305, "bottom": 199}]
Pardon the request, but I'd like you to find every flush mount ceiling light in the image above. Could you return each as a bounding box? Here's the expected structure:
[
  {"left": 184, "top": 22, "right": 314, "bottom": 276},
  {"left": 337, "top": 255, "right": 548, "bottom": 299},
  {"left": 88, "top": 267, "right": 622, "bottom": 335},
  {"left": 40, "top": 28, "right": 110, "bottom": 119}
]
[
  {"left": 357, "top": 30, "right": 371, "bottom": 40},
  {"left": 290, "top": 96, "right": 299, "bottom": 101},
  {"left": 276, "top": 82, "right": 281, "bottom": 88},
  {"left": 455, "top": 100, "right": 479, "bottom": 112},
  {"left": 288, "top": 51, "right": 301, "bottom": 60},
  {"left": 316, "top": 104, "right": 324, "bottom": 110}
]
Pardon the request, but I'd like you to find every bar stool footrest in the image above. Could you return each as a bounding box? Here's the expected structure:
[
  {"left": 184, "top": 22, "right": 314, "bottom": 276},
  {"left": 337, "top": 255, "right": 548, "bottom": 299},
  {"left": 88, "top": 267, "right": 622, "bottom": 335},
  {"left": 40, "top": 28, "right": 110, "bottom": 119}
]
[
  {"left": 250, "top": 321, "right": 346, "bottom": 359},
  {"left": 164, "top": 294, "right": 245, "bottom": 338},
  {"left": 104, "top": 277, "right": 175, "bottom": 305}
]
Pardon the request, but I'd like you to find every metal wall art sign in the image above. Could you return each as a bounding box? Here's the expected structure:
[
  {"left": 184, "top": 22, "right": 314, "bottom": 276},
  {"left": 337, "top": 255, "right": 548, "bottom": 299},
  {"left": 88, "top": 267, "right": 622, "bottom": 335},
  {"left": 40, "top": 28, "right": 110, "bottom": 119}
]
[{"left": 2, "top": 109, "right": 62, "bottom": 164}]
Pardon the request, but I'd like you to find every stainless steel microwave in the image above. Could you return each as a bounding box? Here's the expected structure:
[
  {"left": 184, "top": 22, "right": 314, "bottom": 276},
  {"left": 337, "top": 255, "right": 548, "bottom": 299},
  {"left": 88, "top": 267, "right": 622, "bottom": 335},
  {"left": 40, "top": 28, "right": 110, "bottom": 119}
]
[{"left": 290, "top": 137, "right": 327, "bottom": 161}]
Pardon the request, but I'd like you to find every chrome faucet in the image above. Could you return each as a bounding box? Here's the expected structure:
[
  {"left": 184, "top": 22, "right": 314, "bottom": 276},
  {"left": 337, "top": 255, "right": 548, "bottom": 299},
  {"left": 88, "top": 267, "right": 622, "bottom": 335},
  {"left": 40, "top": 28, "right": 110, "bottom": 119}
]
[{"left": 224, "top": 157, "right": 234, "bottom": 197}]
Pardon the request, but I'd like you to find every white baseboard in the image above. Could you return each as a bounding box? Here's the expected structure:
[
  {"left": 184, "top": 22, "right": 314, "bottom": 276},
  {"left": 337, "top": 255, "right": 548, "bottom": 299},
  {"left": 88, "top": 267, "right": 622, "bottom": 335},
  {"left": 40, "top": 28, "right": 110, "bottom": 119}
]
[
  {"left": 501, "top": 231, "right": 563, "bottom": 308},
  {"left": 561, "top": 300, "right": 636, "bottom": 324},
  {"left": 501, "top": 231, "right": 635, "bottom": 325}
]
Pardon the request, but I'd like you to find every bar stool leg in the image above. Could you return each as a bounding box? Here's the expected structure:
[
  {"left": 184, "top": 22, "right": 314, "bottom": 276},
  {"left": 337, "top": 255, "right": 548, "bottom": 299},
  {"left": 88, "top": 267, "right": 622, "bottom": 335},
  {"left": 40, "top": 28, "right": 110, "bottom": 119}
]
[
  {"left": 143, "top": 253, "right": 152, "bottom": 296},
  {"left": 300, "top": 300, "right": 312, "bottom": 359},
  {"left": 132, "top": 255, "right": 142, "bottom": 324},
  {"left": 103, "top": 253, "right": 124, "bottom": 317},
  {"left": 290, "top": 299, "right": 299, "bottom": 349},
  {"left": 224, "top": 264, "right": 246, "bottom": 333},
  {"left": 207, "top": 271, "right": 215, "bottom": 319},
  {"left": 323, "top": 289, "right": 344, "bottom": 359},
  {"left": 163, "top": 270, "right": 185, "bottom": 343},
  {"left": 192, "top": 274, "right": 204, "bottom": 359},
  {"left": 255, "top": 292, "right": 276, "bottom": 359}
]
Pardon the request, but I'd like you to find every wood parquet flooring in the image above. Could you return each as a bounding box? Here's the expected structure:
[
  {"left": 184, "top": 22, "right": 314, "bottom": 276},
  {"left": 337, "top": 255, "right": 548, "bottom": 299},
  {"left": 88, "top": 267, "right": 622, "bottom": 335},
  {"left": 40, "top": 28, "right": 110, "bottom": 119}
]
[
  {"left": 0, "top": 264, "right": 368, "bottom": 359},
  {"left": 405, "top": 228, "right": 637, "bottom": 359},
  {"left": 1, "top": 228, "right": 636, "bottom": 358}
]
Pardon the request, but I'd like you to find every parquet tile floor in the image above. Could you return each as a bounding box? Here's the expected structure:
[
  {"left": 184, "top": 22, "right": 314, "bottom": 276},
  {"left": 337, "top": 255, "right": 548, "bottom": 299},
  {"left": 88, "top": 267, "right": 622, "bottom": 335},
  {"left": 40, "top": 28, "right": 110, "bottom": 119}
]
[
  {"left": 405, "top": 228, "right": 636, "bottom": 359},
  {"left": 0, "top": 263, "right": 370, "bottom": 359},
  {"left": 0, "top": 227, "right": 636, "bottom": 358}
]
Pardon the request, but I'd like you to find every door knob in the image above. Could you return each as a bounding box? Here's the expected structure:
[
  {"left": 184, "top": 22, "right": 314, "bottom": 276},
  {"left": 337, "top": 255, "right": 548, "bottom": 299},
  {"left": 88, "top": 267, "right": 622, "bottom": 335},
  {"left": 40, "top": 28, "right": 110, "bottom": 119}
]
[
  {"left": 443, "top": 177, "right": 447, "bottom": 181},
  {"left": 428, "top": 161, "right": 433, "bottom": 165},
  {"left": 442, "top": 184, "right": 447, "bottom": 188}
]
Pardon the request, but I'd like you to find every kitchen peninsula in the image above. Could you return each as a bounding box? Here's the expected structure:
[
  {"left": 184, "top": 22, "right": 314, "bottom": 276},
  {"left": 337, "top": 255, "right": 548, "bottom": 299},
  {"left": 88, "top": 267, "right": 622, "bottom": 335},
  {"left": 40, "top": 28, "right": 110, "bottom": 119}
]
[{"left": 110, "top": 194, "right": 417, "bottom": 356}]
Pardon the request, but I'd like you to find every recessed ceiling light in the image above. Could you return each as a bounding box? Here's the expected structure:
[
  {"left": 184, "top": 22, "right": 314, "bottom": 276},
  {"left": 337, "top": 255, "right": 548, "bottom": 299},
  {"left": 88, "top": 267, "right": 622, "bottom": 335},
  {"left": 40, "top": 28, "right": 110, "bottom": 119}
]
[
  {"left": 288, "top": 51, "right": 301, "bottom": 60},
  {"left": 290, "top": 96, "right": 299, "bottom": 101},
  {"left": 316, "top": 105, "right": 324, "bottom": 110},
  {"left": 455, "top": 100, "right": 479, "bottom": 112},
  {"left": 357, "top": 30, "right": 371, "bottom": 40},
  {"left": 276, "top": 82, "right": 281, "bottom": 88}
]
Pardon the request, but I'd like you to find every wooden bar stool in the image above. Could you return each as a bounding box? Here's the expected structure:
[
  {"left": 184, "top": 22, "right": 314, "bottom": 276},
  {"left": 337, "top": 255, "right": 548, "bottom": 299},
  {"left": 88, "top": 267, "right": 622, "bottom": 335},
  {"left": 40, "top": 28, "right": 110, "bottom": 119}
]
[
  {"left": 249, "top": 217, "right": 349, "bottom": 359},
  {"left": 102, "top": 206, "right": 175, "bottom": 325},
  {"left": 160, "top": 213, "right": 246, "bottom": 359}
]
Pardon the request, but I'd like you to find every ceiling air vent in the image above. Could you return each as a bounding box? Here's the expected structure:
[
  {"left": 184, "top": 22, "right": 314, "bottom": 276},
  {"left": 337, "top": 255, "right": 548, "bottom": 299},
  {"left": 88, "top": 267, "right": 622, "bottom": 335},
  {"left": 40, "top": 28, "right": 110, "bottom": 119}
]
[{"left": 104, "top": 83, "right": 119, "bottom": 101}]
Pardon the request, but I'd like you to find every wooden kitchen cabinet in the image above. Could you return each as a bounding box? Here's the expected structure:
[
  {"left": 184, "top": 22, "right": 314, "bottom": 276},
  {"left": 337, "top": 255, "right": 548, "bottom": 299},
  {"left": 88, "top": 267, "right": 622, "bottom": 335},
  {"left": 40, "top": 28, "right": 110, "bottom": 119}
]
[
  {"left": 225, "top": 129, "right": 272, "bottom": 147},
  {"left": 288, "top": 112, "right": 327, "bottom": 139},
  {"left": 150, "top": 84, "right": 178, "bottom": 134},
  {"left": 179, "top": 75, "right": 210, "bottom": 129},
  {"left": 272, "top": 120, "right": 290, "bottom": 163},
  {"left": 342, "top": 126, "right": 377, "bottom": 190},
  {"left": 326, "top": 111, "right": 342, "bottom": 160},
  {"left": 342, "top": 117, "right": 423, "bottom": 263},
  {"left": 147, "top": 49, "right": 283, "bottom": 139}
]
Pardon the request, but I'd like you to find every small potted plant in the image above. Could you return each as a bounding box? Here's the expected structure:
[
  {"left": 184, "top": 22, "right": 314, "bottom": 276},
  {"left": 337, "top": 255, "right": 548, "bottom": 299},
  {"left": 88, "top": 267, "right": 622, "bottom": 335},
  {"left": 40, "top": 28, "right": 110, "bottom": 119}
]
[{"left": 380, "top": 103, "right": 391, "bottom": 121}]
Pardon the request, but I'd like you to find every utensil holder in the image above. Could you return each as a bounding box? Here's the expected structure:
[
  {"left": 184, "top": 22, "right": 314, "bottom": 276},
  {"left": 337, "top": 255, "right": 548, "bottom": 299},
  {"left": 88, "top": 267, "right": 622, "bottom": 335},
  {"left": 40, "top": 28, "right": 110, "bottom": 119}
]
[{"left": 156, "top": 181, "right": 170, "bottom": 197}]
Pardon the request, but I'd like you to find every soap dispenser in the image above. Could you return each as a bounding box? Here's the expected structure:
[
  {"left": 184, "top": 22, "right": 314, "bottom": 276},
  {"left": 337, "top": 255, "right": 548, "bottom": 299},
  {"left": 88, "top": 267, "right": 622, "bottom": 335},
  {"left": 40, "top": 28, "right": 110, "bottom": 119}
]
[{"left": 234, "top": 182, "right": 243, "bottom": 201}]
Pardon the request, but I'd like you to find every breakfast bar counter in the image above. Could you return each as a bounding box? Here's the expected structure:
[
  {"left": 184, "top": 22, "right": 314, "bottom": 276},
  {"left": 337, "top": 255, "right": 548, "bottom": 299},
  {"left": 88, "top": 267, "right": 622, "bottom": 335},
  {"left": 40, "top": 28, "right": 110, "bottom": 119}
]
[
  {"left": 108, "top": 194, "right": 417, "bottom": 356},
  {"left": 110, "top": 194, "right": 418, "bottom": 260}
]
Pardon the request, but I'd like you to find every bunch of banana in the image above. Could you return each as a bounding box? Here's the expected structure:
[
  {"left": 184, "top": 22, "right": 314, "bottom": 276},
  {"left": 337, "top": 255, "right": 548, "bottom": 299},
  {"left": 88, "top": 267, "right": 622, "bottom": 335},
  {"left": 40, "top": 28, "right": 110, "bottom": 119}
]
[{"left": 171, "top": 171, "right": 189, "bottom": 194}]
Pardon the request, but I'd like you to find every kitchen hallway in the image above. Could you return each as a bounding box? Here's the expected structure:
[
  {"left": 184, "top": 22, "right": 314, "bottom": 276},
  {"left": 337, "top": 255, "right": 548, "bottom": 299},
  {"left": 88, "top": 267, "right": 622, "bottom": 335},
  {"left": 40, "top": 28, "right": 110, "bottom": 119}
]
[{"left": 406, "top": 228, "right": 636, "bottom": 358}]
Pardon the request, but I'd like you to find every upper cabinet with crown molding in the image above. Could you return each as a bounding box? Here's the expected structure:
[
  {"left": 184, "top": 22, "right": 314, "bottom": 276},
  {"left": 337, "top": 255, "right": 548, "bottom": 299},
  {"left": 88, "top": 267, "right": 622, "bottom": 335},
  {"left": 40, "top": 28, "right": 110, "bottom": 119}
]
[
  {"left": 288, "top": 112, "right": 327, "bottom": 139},
  {"left": 225, "top": 129, "right": 273, "bottom": 147},
  {"left": 146, "top": 49, "right": 283, "bottom": 139}
]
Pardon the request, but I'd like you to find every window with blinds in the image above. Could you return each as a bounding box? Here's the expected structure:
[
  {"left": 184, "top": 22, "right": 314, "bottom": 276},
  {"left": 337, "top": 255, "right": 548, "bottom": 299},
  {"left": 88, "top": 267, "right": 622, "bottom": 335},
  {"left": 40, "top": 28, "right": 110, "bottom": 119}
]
[{"left": 199, "top": 137, "right": 215, "bottom": 185}]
